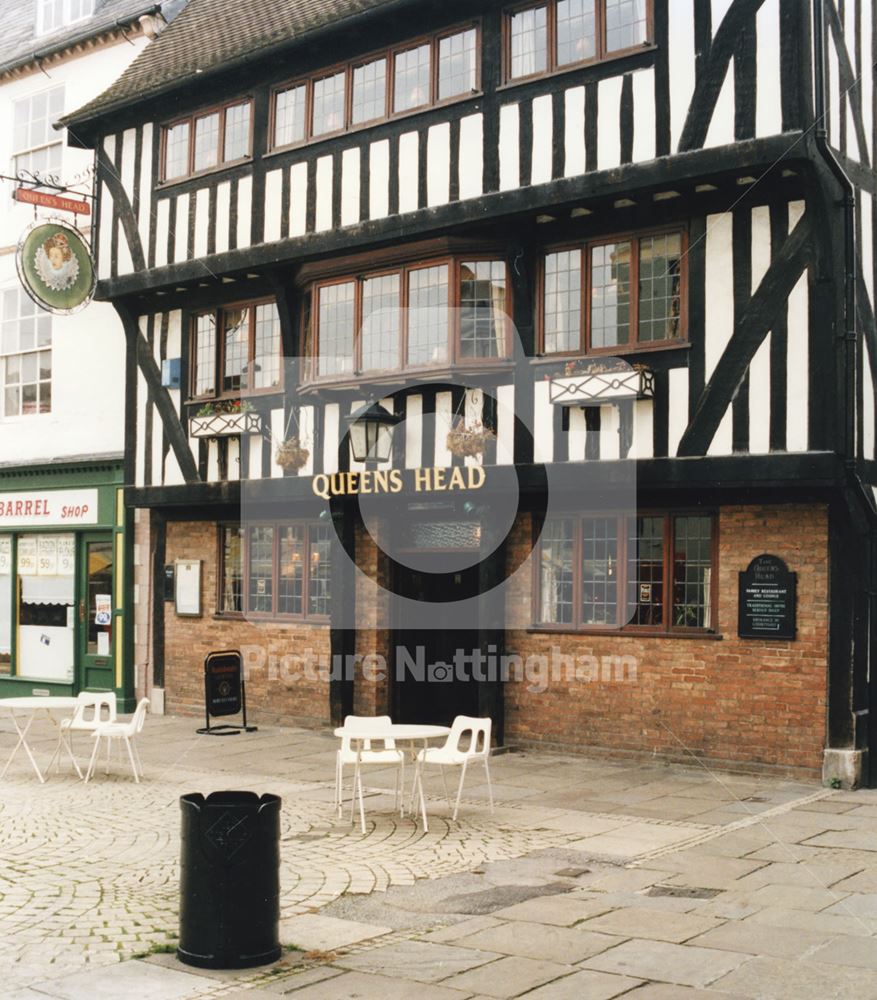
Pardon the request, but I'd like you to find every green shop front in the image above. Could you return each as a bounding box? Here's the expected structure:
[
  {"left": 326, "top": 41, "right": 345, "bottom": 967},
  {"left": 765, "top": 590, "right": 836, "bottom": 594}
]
[{"left": 0, "top": 460, "right": 133, "bottom": 709}]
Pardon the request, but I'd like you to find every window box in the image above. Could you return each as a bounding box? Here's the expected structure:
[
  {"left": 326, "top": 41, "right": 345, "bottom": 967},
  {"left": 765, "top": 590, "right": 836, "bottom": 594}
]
[
  {"left": 548, "top": 364, "right": 654, "bottom": 405},
  {"left": 190, "top": 410, "right": 261, "bottom": 438}
]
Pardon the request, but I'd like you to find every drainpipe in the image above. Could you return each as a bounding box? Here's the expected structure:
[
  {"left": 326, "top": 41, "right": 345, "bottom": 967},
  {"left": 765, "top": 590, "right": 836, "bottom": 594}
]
[{"left": 813, "top": 0, "right": 857, "bottom": 469}]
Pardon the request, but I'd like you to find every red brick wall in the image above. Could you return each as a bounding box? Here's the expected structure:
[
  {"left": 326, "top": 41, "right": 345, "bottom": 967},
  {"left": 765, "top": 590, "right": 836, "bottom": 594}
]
[
  {"left": 504, "top": 504, "right": 828, "bottom": 774},
  {"left": 163, "top": 521, "right": 331, "bottom": 725}
]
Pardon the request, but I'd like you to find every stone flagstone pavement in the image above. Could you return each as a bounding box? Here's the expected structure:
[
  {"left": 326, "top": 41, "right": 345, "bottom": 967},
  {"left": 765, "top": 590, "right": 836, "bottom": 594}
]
[{"left": 2, "top": 715, "right": 877, "bottom": 998}]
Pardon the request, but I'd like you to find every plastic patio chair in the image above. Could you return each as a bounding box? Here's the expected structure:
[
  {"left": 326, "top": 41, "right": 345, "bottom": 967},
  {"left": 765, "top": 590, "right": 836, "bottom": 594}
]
[
  {"left": 84, "top": 698, "right": 150, "bottom": 784},
  {"left": 48, "top": 691, "right": 117, "bottom": 779},
  {"left": 413, "top": 715, "right": 493, "bottom": 821},
  {"left": 335, "top": 715, "right": 405, "bottom": 833}
]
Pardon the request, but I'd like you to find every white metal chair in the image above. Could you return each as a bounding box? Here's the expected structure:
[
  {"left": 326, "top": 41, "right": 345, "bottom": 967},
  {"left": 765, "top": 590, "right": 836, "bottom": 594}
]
[
  {"left": 85, "top": 698, "right": 149, "bottom": 783},
  {"left": 335, "top": 715, "right": 405, "bottom": 833},
  {"left": 48, "top": 691, "right": 117, "bottom": 779},
  {"left": 413, "top": 716, "right": 493, "bottom": 821}
]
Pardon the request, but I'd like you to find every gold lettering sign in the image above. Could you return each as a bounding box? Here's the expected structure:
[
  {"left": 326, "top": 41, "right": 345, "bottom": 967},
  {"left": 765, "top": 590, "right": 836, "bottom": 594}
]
[{"left": 312, "top": 466, "right": 486, "bottom": 500}]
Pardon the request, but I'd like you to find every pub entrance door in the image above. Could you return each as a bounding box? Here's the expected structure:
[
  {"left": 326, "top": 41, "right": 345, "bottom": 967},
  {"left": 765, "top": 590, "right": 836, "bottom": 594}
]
[{"left": 392, "top": 555, "right": 481, "bottom": 727}]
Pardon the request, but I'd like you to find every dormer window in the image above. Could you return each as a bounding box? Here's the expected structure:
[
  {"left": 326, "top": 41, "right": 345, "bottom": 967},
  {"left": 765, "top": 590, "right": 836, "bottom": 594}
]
[{"left": 37, "top": 0, "right": 94, "bottom": 35}]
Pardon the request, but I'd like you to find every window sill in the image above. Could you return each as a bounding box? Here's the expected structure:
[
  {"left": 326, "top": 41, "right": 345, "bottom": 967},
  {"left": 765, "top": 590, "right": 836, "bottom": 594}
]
[
  {"left": 265, "top": 90, "right": 484, "bottom": 160},
  {"left": 157, "top": 155, "right": 253, "bottom": 190},
  {"left": 213, "top": 613, "right": 329, "bottom": 626},
  {"left": 497, "top": 43, "right": 656, "bottom": 93},
  {"left": 525, "top": 627, "right": 723, "bottom": 640},
  {"left": 299, "top": 360, "right": 516, "bottom": 395},
  {"left": 530, "top": 342, "right": 690, "bottom": 367}
]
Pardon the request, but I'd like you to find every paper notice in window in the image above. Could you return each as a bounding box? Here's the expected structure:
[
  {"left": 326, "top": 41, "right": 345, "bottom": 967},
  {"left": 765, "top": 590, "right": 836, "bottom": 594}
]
[
  {"left": 97, "top": 631, "right": 109, "bottom": 656},
  {"left": 95, "top": 594, "right": 112, "bottom": 626}
]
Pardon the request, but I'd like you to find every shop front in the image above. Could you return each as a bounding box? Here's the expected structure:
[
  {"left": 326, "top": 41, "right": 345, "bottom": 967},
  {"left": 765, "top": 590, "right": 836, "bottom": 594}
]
[{"left": 0, "top": 460, "right": 132, "bottom": 709}]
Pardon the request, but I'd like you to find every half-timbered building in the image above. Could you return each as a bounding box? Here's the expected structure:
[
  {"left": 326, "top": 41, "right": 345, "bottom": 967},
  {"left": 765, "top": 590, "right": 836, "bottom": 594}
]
[{"left": 63, "top": 0, "right": 877, "bottom": 783}]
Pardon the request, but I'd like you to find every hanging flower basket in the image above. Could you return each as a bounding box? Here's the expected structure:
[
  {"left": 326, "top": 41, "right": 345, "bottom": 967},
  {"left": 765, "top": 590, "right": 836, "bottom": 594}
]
[
  {"left": 446, "top": 421, "right": 496, "bottom": 458},
  {"left": 548, "top": 361, "right": 654, "bottom": 405},
  {"left": 275, "top": 436, "right": 310, "bottom": 472}
]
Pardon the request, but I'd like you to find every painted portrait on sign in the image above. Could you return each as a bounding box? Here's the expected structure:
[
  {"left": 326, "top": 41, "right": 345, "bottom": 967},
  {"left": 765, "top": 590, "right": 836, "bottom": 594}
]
[
  {"left": 34, "top": 231, "right": 80, "bottom": 292},
  {"left": 16, "top": 219, "right": 95, "bottom": 315}
]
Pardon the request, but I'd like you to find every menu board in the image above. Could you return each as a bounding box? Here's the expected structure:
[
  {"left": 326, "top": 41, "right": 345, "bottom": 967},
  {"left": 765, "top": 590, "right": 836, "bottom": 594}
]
[{"left": 738, "top": 554, "right": 797, "bottom": 640}]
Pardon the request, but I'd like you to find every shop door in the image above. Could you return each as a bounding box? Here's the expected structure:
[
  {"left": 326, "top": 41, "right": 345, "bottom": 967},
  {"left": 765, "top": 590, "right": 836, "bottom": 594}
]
[
  {"left": 392, "top": 558, "right": 480, "bottom": 727},
  {"left": 79, "top": 534, "right": 114, "bottom": 691},
  {"left": 16, "top": 533, "right": 76, "bottom": 684}
]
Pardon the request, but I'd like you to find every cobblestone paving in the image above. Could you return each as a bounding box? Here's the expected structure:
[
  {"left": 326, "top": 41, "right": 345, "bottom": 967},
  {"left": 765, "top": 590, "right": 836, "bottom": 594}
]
[{"left": 0, "top": 714, "right": 850, "bottom": 998}]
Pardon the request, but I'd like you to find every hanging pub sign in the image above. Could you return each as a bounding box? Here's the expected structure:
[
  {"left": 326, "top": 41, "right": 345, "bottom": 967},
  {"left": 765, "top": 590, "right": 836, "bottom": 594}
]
[
  {"left": 16, "top": 218, "right": 96, "bottom": 315},
  {"left": 196, "top": 650, "right": 257, "bottom": 736},
  {"left": 13, "top": 188, "right": 90, "bottom": 215},
  {"left": 738, "top": 554, "right": 797, "bottom": 640}
]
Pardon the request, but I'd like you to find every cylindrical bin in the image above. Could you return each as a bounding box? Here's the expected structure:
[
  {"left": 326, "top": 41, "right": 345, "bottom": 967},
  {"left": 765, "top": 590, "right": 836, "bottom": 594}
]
[{"left": 178, "top": 790, "right": 281, "bottom": 969}]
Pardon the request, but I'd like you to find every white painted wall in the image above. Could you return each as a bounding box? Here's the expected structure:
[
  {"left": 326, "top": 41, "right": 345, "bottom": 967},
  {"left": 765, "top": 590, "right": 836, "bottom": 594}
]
[{"left": 0, "top": 35, "right": 148, "bottom": 465}]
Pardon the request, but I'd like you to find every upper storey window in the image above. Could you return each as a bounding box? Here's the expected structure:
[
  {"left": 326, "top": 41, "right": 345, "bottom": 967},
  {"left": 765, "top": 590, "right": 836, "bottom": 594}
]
[
  {"left": 505, "top": 0, "right": 651, "bottom": 81},
  {"left": 37, "top": 0, "right": 93, "bottom": 34},
  {"left": 12, "top": 87, "right": 64, "bottom": 184},
  {"left": 161, "top": 99, "right": 253, "bottom": 182},
  {"left": 271, "top": 23, "right": 479, "bottom": 151},
  {"left": 307, "top": 256, "right": 509, "bottom": 382},
  {"left": 541, "top": 228, "right": 685, "bottom": 355},
  {"left": 190, "top": 300, "right": 282, "bottom": 400},
  {"left": 1, "top": 288, "right": 52, "bottom": 417}
]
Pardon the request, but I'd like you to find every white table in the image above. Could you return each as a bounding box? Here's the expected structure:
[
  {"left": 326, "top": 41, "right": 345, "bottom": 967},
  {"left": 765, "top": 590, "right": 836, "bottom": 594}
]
[
  {"left": 334, "top": 723, "right": 450, "bottom": 831},
  {"left": 1, "top": 696, "right": 80, "bottom": 783}
]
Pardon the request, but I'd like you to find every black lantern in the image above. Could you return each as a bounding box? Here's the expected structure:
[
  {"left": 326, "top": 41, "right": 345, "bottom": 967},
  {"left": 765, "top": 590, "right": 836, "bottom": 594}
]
[{"left": 344, "top": 402, "right": 400, "bottom": 465}]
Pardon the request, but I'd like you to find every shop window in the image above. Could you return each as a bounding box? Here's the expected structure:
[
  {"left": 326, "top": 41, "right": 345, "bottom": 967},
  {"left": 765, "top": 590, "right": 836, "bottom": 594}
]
[
  {"left": 308, "top": 256, "right": 508, "bottom": 381},
  {"left": 190, "top": 300, "right": 281, "bottom": 401},
  {"left": 219, "top": 522, "right": 330, "bottom": 621},
  {"left": 161, "top": 99, "right": 252, "bottom": 182},
  {"left": 1, "top": 287, "right": 52, "bottom": 417},
  {"left": 536, "top": 513, "right": 714, "bottom": 632},
  {"left": 12, "top": 86, "right": 64, "bottom": 184},
  {"left": 37, "top": 0, "right": 93, "bottom": 34},
  {"left": 14, "top": 533, "right": 76, "bottom": 682},
  {"left": 540, "top": 229, "right": 685, "bottom": 355},
  {"left": 504, "top": 0, "right": 651, "bottom": 82},
  {"left": 270, "top": 22, "right": 480, "bottom": 151}
]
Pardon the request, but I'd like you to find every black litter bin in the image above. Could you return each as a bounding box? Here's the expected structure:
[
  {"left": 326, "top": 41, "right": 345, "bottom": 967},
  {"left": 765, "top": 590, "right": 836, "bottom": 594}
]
[{"left": 178, "top": 790, "right": 281, "bottom": 969}]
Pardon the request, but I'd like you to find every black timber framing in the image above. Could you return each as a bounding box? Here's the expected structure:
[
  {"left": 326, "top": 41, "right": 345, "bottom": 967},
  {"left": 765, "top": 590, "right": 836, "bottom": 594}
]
[{"left": 95, "top": 135, "right": 810, "bottom": 300}]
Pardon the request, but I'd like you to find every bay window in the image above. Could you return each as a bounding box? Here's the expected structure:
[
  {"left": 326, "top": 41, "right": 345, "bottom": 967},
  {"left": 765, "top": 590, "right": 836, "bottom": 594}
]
[
  {"left": 190, "top": 300, "right": 282, "bottom": 400},
  {"left": 541, "top": 229, "right": 685, "bottom": 355},
  {"left": 309, "top": 257, "right": 509, "bottom": 380},
  {"left": 505, "top": 0, "right": 651, "bottom": 82},
  {"left": 536, "top": 513, "right": 714, "bottom": 632},
  {"left": 219, "top": 522, "right": 331, "bottom": 620}
]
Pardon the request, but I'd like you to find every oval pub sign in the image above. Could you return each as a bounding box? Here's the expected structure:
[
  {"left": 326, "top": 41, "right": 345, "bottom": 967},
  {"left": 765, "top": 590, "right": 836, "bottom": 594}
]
[{"left": 16, "top": 218, "right": 96, "bottom": 315}]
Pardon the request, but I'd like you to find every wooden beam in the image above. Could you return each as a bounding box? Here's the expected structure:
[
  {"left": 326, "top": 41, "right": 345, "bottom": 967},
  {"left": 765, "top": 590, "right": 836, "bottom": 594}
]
[
  {"left": 115, "top": 302, "right": 200, "bottom": 485},
  {"left": 678, "top": 0, "right": 769, "bottom": 153},
  {"left": 96, "top": 146, "right": 146, "bottom": 273},
  {"left": 677, "top": 212, "right": 813, "bottom": 456}
]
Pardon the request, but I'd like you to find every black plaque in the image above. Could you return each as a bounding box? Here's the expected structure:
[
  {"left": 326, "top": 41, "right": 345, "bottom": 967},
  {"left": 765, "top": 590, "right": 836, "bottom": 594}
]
[
  {"left": 738, "top": 554, "right": 797, "bottom": 640},
  {"left": 197, "top": 650, "right": 256, "bottom": 735}
]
